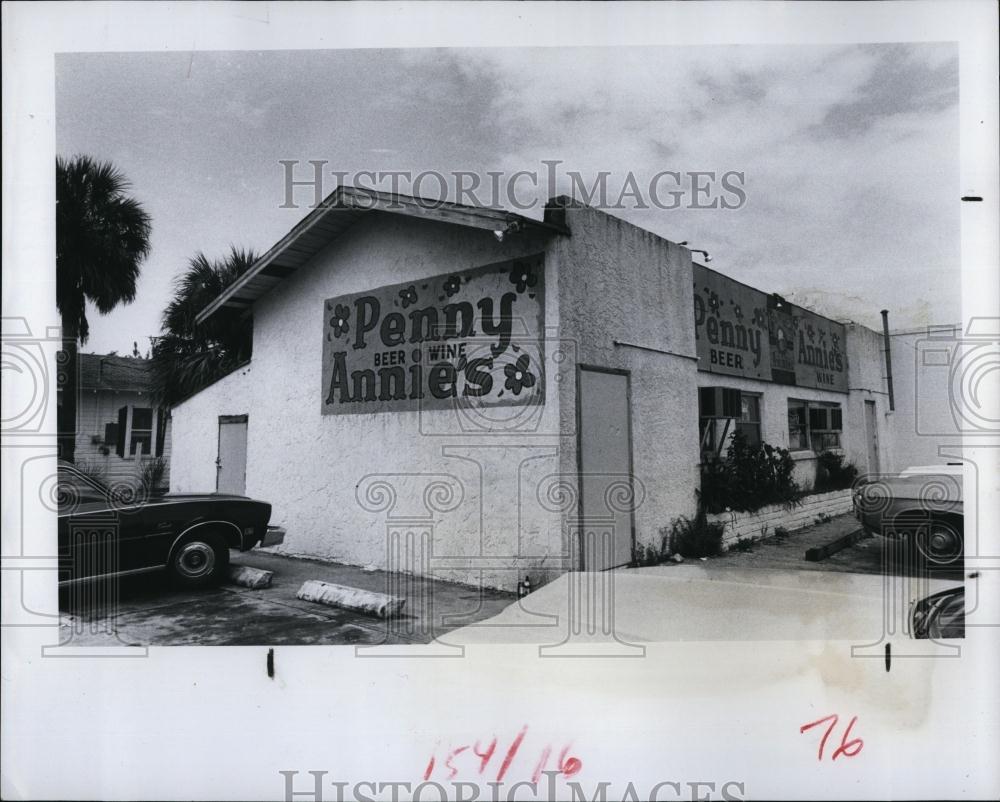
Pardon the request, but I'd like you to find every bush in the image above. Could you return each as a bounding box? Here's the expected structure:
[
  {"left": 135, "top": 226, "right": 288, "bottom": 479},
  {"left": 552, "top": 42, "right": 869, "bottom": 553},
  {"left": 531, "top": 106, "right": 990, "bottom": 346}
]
[
  {"left": 140, "top": 456, "right": 167, "bottom": 495},
  {"left": 631, "top": 539, "right": 669, "bottom": 567},
  {"left": 814, "top": 451, "right": 859, "bottom": 492},
  {"left": 699, "top": 432, "right": 800, "bottom": 514},
  {"left": 72, "top": 459, "right": 109, "bottom": 490},
  {"left": 668, "top": 512, "right": 725, "bottom": 558}
]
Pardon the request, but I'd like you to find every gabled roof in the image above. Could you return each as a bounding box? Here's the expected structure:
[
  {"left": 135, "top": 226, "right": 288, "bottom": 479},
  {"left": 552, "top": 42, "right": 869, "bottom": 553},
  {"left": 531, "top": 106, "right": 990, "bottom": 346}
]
[
  {"left": 195, "top": 185, "right": 568, "bottom": 325},
  {"left": 78, "top": 354, "right": 156, "bottom": 393}
]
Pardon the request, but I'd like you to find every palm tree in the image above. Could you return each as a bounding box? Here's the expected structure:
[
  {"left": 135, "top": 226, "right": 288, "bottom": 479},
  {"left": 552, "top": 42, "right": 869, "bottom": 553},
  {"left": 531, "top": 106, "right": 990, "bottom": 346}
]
[
  {"left": 56, "top": 155, "right": 152, "bottom": 461},
  {"left": 152, "top": 247, "right": 258, "bottom": 405}
]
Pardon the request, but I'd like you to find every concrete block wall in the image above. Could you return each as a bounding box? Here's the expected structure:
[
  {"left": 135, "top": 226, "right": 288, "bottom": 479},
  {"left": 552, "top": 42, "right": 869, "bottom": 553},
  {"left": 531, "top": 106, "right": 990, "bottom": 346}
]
[{"left": 707, "top": 489, "right": 854, "bottom": 544}]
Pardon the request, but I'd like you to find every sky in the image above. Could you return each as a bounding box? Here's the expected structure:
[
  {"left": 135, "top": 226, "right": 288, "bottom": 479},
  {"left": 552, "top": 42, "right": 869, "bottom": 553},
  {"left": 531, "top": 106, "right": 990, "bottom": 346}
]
[{"left": 55, "top": 43, "right": 961, "bottom": 356}]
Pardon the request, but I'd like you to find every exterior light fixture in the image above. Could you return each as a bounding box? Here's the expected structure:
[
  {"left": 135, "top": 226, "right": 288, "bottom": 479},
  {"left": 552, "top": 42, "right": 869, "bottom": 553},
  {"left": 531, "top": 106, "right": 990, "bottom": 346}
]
[{"left": 493, "top": 220, "right": 524, "bottom": 243}]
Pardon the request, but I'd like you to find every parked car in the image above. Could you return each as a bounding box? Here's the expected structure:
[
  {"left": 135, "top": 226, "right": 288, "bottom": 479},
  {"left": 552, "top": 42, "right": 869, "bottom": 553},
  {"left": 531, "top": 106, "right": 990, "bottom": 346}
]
[
  {"left": 910, "top": 585, "right": 965, "bottom": 639},
  {"left": 57, "top": 460, "right": 285, "bottom": 587},
  {"left": 853, "top": 463, "right": 963, "bottom": 566}
]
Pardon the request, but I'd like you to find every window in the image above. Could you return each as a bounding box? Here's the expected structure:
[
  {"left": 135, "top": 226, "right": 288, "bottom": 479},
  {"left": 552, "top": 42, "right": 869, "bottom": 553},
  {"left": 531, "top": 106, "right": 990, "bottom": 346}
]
[
  {"left": 788, "top": 399, "right": 842, "bottom": 452},
  {"left": 788, "top": 402, "right": 808, "bottom": 450},
  {"left": 129, "top": 407, "right": 153, "bottom": 456},
  {"left": 699, "top": 387, "right": 742, "bottom": 459},
  {"left": 737, "top": 394, "right": 762, "bottom": 447},
  {"left": 114, "top": 406, "right": 163, "bottom": 458}
]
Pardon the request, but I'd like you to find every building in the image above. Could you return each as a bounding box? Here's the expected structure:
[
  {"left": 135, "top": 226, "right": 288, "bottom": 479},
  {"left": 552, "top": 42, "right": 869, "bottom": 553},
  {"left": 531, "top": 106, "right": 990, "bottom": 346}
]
[
  {"left": 74, "top": 354, "right": 172, "bottom": 489},
  {"left": 169, "top": 187, "right": 939, "bottom": 590}
]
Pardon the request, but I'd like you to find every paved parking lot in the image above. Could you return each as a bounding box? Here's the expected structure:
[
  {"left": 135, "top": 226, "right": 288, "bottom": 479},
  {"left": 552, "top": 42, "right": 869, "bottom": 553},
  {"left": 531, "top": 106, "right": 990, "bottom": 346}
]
[
  {"left": 710, "top": 513, "right": 965, "bottom": 581},
  {"left": 59, "top": 551, "right": 515, "bottom": 647},
  {"left": 59, "top": 514, "right": 964, "bottom": 647}
]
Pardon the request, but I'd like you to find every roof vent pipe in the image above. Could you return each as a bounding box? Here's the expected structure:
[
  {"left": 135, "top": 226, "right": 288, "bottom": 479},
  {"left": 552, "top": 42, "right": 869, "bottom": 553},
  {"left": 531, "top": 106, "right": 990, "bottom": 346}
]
[{"left": 881, "top": 309, "right": 895, "bottom": 411}]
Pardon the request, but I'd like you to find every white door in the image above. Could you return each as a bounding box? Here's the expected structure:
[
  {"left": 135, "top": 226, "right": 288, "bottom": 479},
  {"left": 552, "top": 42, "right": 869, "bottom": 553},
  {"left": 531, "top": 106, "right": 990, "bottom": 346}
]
[
  {"left": 578, "top": 368, "right": 635, "bottom": 571},
  {"left": 217, "top": 415, "right": 248, "bottom": 495}
]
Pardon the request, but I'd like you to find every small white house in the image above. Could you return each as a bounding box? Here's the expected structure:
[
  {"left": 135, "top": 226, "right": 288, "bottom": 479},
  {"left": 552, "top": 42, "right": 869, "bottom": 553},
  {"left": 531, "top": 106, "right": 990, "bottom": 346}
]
[{"left": 74, "top": 354, "right": 171, "bottom": 489}]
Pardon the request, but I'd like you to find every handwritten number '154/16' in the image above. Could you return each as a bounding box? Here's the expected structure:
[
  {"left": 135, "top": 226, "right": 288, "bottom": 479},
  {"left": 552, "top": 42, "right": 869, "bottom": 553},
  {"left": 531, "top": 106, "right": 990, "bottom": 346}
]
[{"left": 799, "top": 714, "right": 864, "bottom": 761}]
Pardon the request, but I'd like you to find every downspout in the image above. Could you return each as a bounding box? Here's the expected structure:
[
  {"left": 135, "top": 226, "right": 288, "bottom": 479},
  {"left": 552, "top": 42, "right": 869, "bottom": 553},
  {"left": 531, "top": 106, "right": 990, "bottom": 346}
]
[{"left": 880, "top": 309, "right": 895, "bottom": 411}]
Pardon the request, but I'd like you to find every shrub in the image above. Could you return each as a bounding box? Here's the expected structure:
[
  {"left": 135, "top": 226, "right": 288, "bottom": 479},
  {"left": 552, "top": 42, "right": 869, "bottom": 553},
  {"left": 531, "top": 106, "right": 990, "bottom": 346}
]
[
  {"left": 139, "top": 456, "right": 167, "bottom": 495},
  {"left": 733, "top": 537, "right": 755, "bottom": 553},
  {"left": 631, "top": 542, "right": 664, "bottom": 567},
  {"left": 72, "top": 459, "right": 109, "bottom": 490},
  {"left": 668, "top": 512, "right": 725, "bottom": 558},
  {"left": 814, "top": 451, "right": 859, "bottom": 492},
  {"left": 698, "top": 432, "right": 800, "bottom": 514}
]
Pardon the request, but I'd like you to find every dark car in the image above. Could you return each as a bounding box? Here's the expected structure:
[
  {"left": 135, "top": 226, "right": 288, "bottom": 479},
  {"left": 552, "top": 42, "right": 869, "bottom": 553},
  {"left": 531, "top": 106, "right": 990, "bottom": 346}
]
[{"left": 57, "top": 461, "right": 285, "bottom": 587}]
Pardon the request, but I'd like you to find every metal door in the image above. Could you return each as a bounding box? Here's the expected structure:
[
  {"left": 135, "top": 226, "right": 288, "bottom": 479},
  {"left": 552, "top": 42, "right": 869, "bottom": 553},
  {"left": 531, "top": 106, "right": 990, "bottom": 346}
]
[
  {"left": 577, "top": 367, "right": 635, "bottom": 570},
  {"left": 216, "top": 415, "right": 248, "bottom": 495},
  {"left": 864, "top": 400, "right": 880, "bottom": 475}
]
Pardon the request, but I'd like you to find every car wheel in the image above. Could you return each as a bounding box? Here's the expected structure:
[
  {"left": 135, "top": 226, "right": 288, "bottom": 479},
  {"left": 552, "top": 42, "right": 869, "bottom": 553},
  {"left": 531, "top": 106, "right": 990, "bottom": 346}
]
[
  {"left": 170, "top": 533, "right": 230, "bottom": 587},
  {"left": 914, "top": 520, "right": 963, "bottom": 566}
]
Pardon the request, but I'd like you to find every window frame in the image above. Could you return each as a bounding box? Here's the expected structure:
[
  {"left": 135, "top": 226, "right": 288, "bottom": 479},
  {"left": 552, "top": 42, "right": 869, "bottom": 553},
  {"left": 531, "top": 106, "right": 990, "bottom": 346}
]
[
  {"left": 115, "top": 405, "right": 163, "bottom": 460},
  {"left": 787, "top": 398, "right": 843, "bottom": 453},
  {"left": 736, "top": 392, "right": 763, "bottom": 447}
]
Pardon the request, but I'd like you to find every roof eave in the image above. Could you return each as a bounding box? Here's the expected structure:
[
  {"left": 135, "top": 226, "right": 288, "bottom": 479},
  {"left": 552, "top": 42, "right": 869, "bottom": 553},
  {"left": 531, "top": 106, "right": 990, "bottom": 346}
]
[{"left": 195, "top": 186, "right": 567, "bottom": 325}]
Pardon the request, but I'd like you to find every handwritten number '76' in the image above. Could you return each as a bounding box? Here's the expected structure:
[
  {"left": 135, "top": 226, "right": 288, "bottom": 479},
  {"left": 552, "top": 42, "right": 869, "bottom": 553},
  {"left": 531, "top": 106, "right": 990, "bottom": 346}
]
[{"left": 800, "top": 714, "right": 864, "bottom": 761}]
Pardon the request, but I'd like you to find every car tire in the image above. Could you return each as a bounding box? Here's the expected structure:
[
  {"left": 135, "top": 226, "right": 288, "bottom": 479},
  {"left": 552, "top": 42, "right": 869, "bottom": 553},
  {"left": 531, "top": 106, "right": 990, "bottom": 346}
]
[
  {"left": 913, "top": 519, "right": 963, "bottom": 566},
  {"left": 170, "top": 532, "right": 230, "bottom": 587}
]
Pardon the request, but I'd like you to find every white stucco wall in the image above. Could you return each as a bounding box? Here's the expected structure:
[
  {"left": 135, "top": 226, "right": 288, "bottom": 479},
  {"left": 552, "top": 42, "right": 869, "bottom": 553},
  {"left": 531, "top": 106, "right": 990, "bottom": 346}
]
[
  {"left": 552, "top": 203, "right": 702, "bottom": 555},
  {"left": 169, "top": 363, "right": 252, "bottom": 492},
  {"left": 172, "top": 212, "right": 565, "bottom": 590},
  {"left": 843, "top": 322, "right": 893, "bottom": 477},
  {"left": 886, "top": 327, "right": 961, "bottom": 471}
]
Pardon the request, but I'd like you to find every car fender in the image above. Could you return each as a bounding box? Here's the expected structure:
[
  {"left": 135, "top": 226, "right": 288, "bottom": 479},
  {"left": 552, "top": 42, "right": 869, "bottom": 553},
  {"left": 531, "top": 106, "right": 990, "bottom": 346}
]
[{"left": 167, "top": 520, "right": 244, "bottom": 563}]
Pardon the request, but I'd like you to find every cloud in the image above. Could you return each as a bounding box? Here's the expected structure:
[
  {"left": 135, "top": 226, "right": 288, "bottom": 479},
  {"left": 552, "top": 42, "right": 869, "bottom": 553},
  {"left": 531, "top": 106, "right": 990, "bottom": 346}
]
[{"left": 56, "top": 44, "right": 960, "bottom": 352}]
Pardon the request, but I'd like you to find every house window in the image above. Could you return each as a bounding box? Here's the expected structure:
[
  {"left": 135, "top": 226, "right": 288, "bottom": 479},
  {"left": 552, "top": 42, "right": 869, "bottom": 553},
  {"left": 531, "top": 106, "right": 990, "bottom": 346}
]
[
  {"left": 114, "top": 406, "right": 164, "bottom": 458},
  {"left": 737, "top": 394, "right": 762, "bottom": 447},
  {"left": 129, "top": 407, "right": 153, "bottom": 456},
  {"left": 787, "top": 399, "right": 842, "bottom": 452}
]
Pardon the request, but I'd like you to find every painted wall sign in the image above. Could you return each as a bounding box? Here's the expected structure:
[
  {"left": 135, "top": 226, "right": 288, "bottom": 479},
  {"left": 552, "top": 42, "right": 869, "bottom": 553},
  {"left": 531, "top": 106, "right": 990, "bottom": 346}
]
[
  {"left": 693, "top": 263, "right": 771, "bottom": 381},
  {"left": 321, "top": 255, "right": 545, "bottom": 414},
  {"left": 693, "top": 264, "right": 848, "bottom": 393},
  {"left": 785, "top": 305, "right": 848, "bottom": 392}
]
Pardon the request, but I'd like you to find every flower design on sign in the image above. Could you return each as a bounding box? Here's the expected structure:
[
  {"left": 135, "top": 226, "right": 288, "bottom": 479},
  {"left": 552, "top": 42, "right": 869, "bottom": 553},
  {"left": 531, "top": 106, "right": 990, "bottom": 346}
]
[
  {"left": 806, "top": 323, "right": 815, "bottom": 342},
  {"left": 503, "top": 354, "right": 536, "bottom": 396},
  {"left": 443, "top": 275, "right": 461, "bottom": 297},
  {"left": 399, "top": 286, "right": 418, "bottom": 308},
  {"left": 706, "top": 290, "right": 720, "bottom": 315},
  {"left": 509, "top": 263, "right": 538, "bottom": 294},
  {"left": 733, "top": 303, "right": 743, "bottom": 320},
  {"left": 329, "top": 304, "right": 350, "bottom": 338},
  {"left": 752, "top": 308, "right": 767, "bottom": 328}
]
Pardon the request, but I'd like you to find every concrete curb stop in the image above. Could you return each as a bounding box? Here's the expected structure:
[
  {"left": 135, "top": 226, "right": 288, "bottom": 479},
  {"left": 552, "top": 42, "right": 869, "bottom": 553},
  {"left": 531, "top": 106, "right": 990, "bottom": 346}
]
[
  {"left": 804, "top": 527, "right": 865, "bottom": 562},
  {"left": 228, "top": 564, "right": 274, "bottom": 589},
  {"left": 296, "top": 579, "right": 406, "bottom": 619}
]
